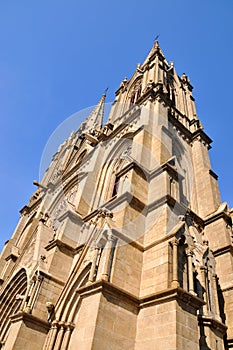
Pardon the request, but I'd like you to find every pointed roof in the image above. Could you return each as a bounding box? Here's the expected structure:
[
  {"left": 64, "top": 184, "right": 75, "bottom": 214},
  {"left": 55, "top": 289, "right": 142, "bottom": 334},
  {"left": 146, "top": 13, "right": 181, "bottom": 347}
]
[
  {"left": 142, "top": 40, "right": 168, "bottom": 66},
  {"left": 81, "top": 92, "right": 106, "bottom": 132}
]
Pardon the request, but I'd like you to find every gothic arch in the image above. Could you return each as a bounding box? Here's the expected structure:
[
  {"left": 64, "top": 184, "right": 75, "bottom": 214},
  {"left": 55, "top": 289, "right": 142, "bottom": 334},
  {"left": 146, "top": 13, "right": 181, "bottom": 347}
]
[
  {"left": 15, "top": 211, "right": 37, "bottom": 248},
  {"left": 45, "top": 180, "right": 79, "bottom": 231},
  {"left": 0, "top": 268, "right": 27, "bottom": 345},
  {"left": 171, "top": 132, "right": 193, "bottom": 207},
  {"left": 64, "top": 147, "right": 88, "bottom": 174},
  {"left": 43, "top": 264, "right": 91, "bottom": 350},
  {"left": 59, "top": 264, "right": 91, "bottom": 323},
  {"left": 126, "top": 76, "right": 143, "bottom": 107},
  {"left": 91, "top": 137, "right": 133, "bottom": 209}
]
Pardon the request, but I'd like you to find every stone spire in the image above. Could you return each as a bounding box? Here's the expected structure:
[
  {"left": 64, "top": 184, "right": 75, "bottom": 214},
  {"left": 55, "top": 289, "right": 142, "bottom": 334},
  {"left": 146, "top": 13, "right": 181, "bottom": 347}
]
[
  {"left": 141, "top": 40, "right": 168, "bottom": 68},
  {"left": 81, "top": 92, "right": 106, "bottom": 133}
]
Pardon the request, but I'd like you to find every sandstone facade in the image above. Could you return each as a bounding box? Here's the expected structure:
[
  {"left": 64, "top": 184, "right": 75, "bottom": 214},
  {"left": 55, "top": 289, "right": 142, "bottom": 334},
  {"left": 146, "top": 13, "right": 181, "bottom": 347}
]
[{"left": 0, "top": 41, "right": 232, "bottom": 350}]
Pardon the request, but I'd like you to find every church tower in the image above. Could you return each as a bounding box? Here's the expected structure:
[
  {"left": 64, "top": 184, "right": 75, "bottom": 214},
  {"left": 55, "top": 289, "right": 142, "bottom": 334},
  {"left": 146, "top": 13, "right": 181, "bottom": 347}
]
[{"left": 0, "top": 41, "right": 233, "bottom": 350}]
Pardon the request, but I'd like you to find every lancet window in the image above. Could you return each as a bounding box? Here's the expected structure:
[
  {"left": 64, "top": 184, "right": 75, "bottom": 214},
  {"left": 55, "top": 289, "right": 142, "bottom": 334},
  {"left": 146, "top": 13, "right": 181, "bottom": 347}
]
[
  {"left": 0, "top": 269, "right": 27, "bottom": 346},
  {"left": 112, "top": 175, "right": 121, "bottom": 197},
  {"left": 129, "top": 80, "right": 142, "bottom": 106}
]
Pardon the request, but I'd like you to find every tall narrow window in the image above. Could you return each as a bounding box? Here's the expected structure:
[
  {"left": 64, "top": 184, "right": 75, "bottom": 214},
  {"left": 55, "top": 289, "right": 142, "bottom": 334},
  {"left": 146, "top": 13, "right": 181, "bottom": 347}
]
[
  {"left": 129, "top": 80, "right": 142, "bottom": 106},
  {"left": 130, "top": 93, "right": 136, "bottom": 107},
  {"left": 112, "top": 175, "right": 121, "bottom": 197},
  {"left": 136, "top": 84, "right": 142, "bottom": 100}
]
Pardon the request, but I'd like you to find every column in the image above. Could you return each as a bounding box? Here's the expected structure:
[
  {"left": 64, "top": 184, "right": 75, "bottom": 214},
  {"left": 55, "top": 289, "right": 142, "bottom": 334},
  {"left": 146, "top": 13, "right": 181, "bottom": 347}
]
[
  {"left": 199, "top": 266, "right": 208, "bottom": 315},
  {"left": 212, "top": 274, "right": 221, "bottom": 320},
  {"left": 171, "top": 239, "right": 179, "bottom": 288},
  {"left": 53, "top": 323, "right": 65, "bottom": 350},
  {"left": 20, "top": 280, "right": 34, "bottom": 312},
  {"left": 24, "top": 274, "right": 43, "bottom": 313},
  {"left": 187, "top": 249, "right": 195, "bottom": 295},
  {"left": 23, "top": 280, "right": 35, "bottom": 313},
  {"left": 47, "top": 322, "right": 58, "bottom": 350},
  {"left": 88, "top": 245, "right": 99, "bottom": 284},
  {"left": 62, "top": 324, "right": 74, "bottom": 350},
  {"left": 101, "top": 235, "right": 115, "bottom": 282},
  {"left": 42, "top": 327, "right": 52, "bottom": 350}
]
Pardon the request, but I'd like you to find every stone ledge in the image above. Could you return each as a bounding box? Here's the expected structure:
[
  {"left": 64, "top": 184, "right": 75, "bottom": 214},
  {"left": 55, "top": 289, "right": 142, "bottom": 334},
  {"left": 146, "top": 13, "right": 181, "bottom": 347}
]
[
  {"left": 38, "top": 269, "right": 65, "bottom": 287},
  {"left": 204, "top": 207, "right": 232, "bottom": 226},
  {"left": 10, "top": 311, "right": 50, "bottom": 333},
  {"left": 213, "top": 244, "right": 233, "bottom": 257},
  {"left": 191, "top": 129, "right": 212, "bottom": 148},
  {"left": 45, "top": 239, "right": 76, "bottom": 256},
  {"left": 227, "top": 338, "right": 233, "bottom": 348},
  {"left": 77, "top": 279, "right": 139, "bottom": 310},
  {"left": 140, "top": 287, "right": 205, "bottom": 311},
  {"left": 221, "top": 284, "right": 233, "bottom": 293},
  {"left": 76, "top": 280, "right": 205, "bottom": 313},
  {"left": 198, "top": 315, "right": 227, "bottom": 335}
]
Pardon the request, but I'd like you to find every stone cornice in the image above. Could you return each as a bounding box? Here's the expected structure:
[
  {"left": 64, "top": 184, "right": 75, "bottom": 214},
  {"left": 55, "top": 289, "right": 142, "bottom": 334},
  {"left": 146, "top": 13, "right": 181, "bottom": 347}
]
[
  {"left": 116, "top": 158, "right": 180, "bottom": 182},
  {"left": 10, "top": 311, "right": 50, "bottom": 332},
  {"left": 108, "top": 192, "right": 146, "bottom": 213},
  {"left": 77, "top": 280, "right": 139, "bottom": 309},
  {"left": 191, "top": 129, "right": 212, "bottom": 147},
  {"left": 45, "top": 238, "right": 76, "bottom": 256},
  {"left": 80, "top": 217, "right": 185, "bottom": 254},
  {"left": 168, "top": 107, "right": 213, "bottom": 149},
  {"left": 186, "top": 208, "right": 204, "bottom": 227},
  {"left": 116, "top": 161, "right": 145, "bottom": 179},
  {"left": 168, "top": 113, "right": 192, "bottom": 142},
  {"left": 58, "top": 208, "right": 83, "bottom": 224},
  {"left": 84, "top": 193, "right": 187, "bottom": 231},
  {"left": 73, "top": 243, "right": 85, "bottom": 255},
  {"left": 37, "top": 269, "right": 65, "bottom": 286},
  {"left": 213, "top": 244, "right": 233, "bottom": 258},
  {"left": 84, "top": 192, "right": 147, "bottom": 221},
  {"left": 148, "top": 194, "right": 184, "bottom": 213},
  {"left": 198, "top": 315, "right": 227, "bottom": 335},
  {"left": 221, "top": 284, "right": 233, "bottom": 293},
  {"left": 76, "top": 280, "right": 205, "bottom": 313},
  {"left": 112, "top": 229, "right": 144, "bottom": 251},
  {"left": 161, "top": 162, "right": 179, "bottom": 180},
  {"left": 140, "top": 287, "right": 205, "bottom": 311},
  {"left": 204, "top": 210, "right": 232, "bottom": 227}
]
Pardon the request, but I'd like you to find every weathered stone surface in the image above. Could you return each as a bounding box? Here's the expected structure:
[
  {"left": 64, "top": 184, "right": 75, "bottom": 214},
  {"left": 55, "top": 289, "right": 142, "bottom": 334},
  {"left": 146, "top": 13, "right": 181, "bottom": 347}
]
[{"left": 0, "top": 41, "right": 231, "bottom": 350}]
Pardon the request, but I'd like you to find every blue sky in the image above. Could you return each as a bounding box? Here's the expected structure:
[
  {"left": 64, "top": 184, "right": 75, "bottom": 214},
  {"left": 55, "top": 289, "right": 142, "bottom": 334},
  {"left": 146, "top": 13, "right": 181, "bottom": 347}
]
[{"left": 0, "top": 1, "right": 232, "bottom": 250}]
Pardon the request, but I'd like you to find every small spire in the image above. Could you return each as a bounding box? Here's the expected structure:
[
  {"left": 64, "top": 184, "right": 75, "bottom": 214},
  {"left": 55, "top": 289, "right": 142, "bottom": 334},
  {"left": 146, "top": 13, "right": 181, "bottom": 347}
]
[
  {"left": 154, "top": 40, "right": 159, "bottom": 48},
  {"left": 82, "top": 91, "right": 107, "bottom": 132},
  {"left": 142, "top": 37, "right": 166, "bottom": 65}
]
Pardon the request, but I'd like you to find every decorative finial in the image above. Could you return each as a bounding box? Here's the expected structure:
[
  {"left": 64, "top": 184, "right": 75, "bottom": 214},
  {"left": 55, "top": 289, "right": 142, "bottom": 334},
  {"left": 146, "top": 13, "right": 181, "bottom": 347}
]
[
  {"left": 154, "top": 34, "right": 160, "bottom": 41},
  {"left": 104, "top": 87, "right": 109, "bottom": 95}
]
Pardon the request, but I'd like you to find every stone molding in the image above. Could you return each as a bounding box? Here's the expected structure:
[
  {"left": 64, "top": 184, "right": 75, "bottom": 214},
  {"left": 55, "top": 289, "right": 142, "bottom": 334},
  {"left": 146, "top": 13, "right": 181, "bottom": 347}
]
[
  {"left": 76, "top": 279, "right": 205, "bottom": 313},
  {"left": 10, "top": 311, "right": 50, "bottom": 332},
  {"left": 45, "top": 239, "right": 76, "bottom": 257},
  {"left": 198, "top": 315, "right": 227, "bottom": 335},
  {"left": 213, "top": 244, "right": 233, "bottom": 258},
  {"left": 204, "top": 209, "right": 232, "bottom": 227}
]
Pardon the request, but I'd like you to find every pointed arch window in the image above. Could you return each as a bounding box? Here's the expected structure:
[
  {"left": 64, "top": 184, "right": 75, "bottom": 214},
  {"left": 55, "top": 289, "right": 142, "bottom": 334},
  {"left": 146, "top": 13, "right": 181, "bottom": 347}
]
[
  {"left": 130, "top": 92, "right": 136, "bottom": 107},
  {"left": 129, "top": 80, "right": 142, "bottom": 106},
  {"left": 0, "top": 269, "right": 27, "bottom": 346},
  {"left": 136, "top": 84, "right": 142, "bottom": 100},
  {"left": 77, "top": 149, "right": 87, "bottom": 165},
  {"left": 112, "top": 175, "right": 121, "bottom": 197}
]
